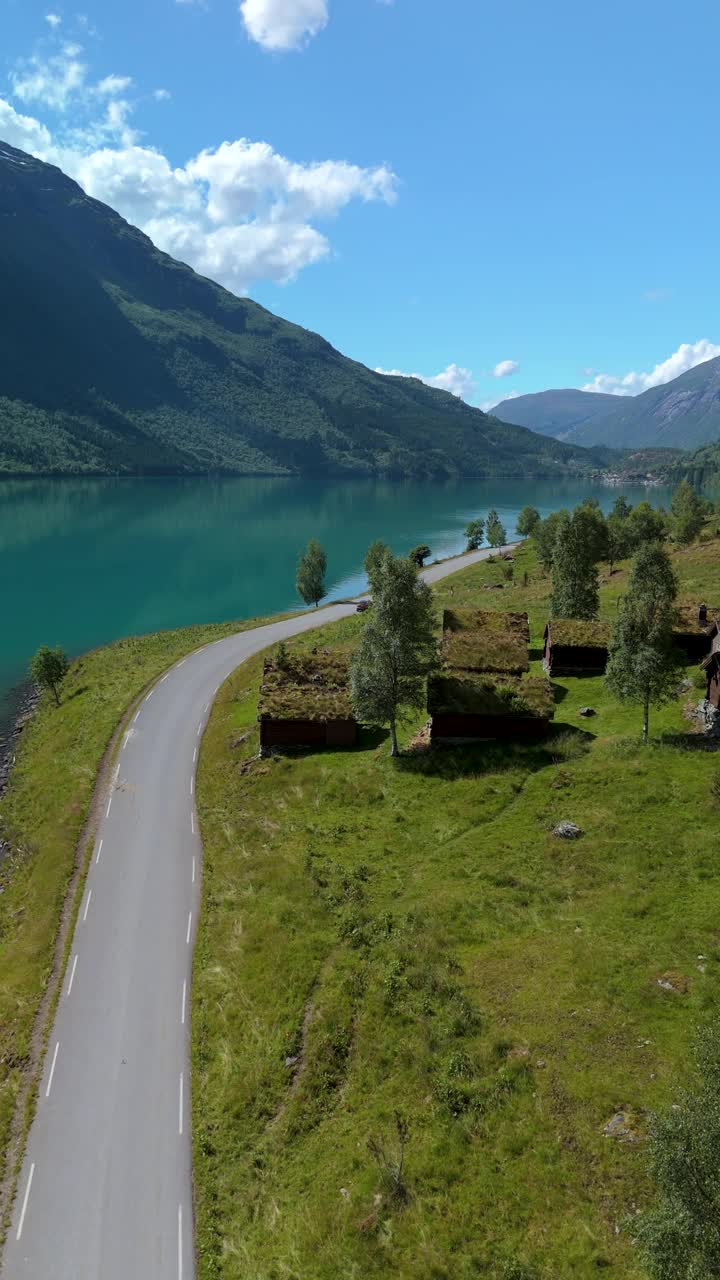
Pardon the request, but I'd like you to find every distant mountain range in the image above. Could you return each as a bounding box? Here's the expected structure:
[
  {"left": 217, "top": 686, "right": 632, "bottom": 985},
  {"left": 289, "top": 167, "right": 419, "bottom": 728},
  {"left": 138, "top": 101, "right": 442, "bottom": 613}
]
[
  {"left": 0, "top": 140, "right": 610, "bottom": 481},
  {"left": 494, "top": 357, "right": 720, "bottom": 451}
]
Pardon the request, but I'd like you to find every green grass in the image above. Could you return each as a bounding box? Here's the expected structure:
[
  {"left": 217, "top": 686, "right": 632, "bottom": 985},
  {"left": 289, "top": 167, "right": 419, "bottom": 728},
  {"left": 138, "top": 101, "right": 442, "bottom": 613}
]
[
  {"left": 193, "top": 536, "right": 720, "bottom": 1280},
  {"left": 0, "top": 609, "right": 297, "bottom": 1225}
]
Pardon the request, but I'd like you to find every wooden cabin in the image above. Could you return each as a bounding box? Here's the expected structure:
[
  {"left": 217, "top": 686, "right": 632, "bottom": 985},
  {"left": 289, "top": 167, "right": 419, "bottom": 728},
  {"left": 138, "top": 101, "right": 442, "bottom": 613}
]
[
  {"left": 702, "top": 649, "right": 720, "bottom": 709},
  {"left": 258, "top": 652, "right": 357, "bottom": 751},
  {"left": 441, "top": 608, "right": 530, "bottom": 676},
  {"left": 428, "top": 672, "right": 554, "bottom": 743},
  {"left": 673, "top": 605, "right": 720, "bottom": 661},
  {"left": 543, "top": 619, "right": 610, "bottom": 677}
]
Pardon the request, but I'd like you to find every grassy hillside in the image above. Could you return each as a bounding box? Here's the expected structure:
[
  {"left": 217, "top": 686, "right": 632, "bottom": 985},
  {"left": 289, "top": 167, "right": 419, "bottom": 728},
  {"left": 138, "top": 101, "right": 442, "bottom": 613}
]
[
  {"left": 0, "top": 141, "right": 604, "bottom": 481},
  {"left": 193, "top": 536, "right": 720, "bottom": 1279}
]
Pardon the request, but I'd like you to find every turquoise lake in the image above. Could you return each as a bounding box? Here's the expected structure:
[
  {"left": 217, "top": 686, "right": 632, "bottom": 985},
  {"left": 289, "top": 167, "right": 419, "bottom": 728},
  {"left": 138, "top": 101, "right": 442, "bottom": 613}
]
[{"left": 0, "top": 475, "right": 672, "bottom": 732}]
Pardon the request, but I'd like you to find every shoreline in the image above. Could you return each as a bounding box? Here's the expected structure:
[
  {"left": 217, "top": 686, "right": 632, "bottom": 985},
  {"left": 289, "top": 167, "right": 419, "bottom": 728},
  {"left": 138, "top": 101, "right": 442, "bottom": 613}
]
[{"left": 0, "top": 683, "right": 40, "bottom": 864}]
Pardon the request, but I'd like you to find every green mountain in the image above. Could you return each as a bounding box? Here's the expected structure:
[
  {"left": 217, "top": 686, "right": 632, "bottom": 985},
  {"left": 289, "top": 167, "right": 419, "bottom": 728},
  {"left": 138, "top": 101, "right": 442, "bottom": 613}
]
[
  {"left": 568, "top": 357, "right": 720, "bottom": 449},
  {"left": 0, "top": 140, "right": 607, "bottom": 480},
  {"left": 491, "top": 388, "right": 618, "bottom": 440},
  {"left": 496, "top": 360, "right": 720, "bottom": 451}
]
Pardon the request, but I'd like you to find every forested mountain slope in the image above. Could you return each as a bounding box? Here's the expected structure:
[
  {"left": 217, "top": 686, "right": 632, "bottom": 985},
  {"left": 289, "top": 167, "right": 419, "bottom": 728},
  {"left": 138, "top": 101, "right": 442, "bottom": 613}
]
[{"left": 0, "top": 141, "right": 602, "bottom": 479}]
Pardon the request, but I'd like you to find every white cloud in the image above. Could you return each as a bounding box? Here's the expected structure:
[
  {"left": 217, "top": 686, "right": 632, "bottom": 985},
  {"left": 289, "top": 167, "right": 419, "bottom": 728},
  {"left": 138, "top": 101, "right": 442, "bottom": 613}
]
[
  {"left": 582, "top": 339, "right": 720, "bottom": 396},
  {"left": 492, "top": 358, "right": 519, "bottom": 379},
  {"left": 11, "top": 44, "right": 87, "bottom": 111},
  {"left": 0, "top": 98, "right": 54, "bottom": 156},
  {"left": 153, "top": 88, "right": 171, "bottom": 101},
  {"left": 0, "top": 32, "right": 398, "bottom": 293},
  {"left": 239, "top": 0, "right": 328, "bottom": 50},
  {"left": 95, "top": 74, "right": 133, "bottom": 97},
  {"left": 45, "top": 13, "right": 62, "bottom": 27},
  {"left": 376, "top": 363, "right": 477, "bottom": 401}
]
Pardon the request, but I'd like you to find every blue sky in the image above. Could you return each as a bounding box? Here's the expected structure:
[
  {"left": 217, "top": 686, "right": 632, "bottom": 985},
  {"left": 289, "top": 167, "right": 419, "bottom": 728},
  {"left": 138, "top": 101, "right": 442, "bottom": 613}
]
[{"left": 2, "top": 0, "right": 719, "bottom": 409}]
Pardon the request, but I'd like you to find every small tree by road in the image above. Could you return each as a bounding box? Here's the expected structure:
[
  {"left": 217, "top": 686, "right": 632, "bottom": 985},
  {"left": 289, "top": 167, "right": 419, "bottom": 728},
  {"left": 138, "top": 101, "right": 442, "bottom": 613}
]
[
  {"left": 296, "top": 538, "right": 327, "bottom": 608},
  {"left": 550, "top": 510, "right": 599, "bottom": 619},
  {"left": 30, "top": 645, "right": 70, "bottom": 706},
  {"left": 464, "top": 519, "right": 484, "bottom": 552},
  {"left": 364, "top": 540, "right": 391, "bottom": 594},
  {"left": 516, "top": 505, "right": 540, "bottom": 537},
  {"left": 605, "top": 541, "right": 680, "bottom": 742},
  {"left": 486, "top": 510, "right": 507, "bottom": 549},
  {"left": 350, "top": 554, "right": 437, "bottom": 756},
  {"left": 670, "top": 479, "right": 706, "bottom": 546},
  {"left": 409, "top": 544, "right": 432, "bottom": 567}
]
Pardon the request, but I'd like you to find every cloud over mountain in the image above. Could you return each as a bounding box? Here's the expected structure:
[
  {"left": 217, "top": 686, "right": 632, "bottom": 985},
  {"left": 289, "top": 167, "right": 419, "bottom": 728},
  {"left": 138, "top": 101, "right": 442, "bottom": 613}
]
[{"left": 0, "top": 29, "right": 397, "bottom": 293}]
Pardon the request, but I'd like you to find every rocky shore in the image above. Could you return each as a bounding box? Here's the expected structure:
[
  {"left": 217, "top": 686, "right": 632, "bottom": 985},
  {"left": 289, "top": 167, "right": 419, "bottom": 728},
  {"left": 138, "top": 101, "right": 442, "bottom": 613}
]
[{"left": 0, "top": 683, "right": 40, "bottom": 866}]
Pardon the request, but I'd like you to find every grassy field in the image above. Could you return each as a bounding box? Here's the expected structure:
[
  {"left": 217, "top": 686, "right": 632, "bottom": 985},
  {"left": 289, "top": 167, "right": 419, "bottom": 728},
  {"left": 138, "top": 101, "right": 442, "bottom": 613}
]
[
  {"left": 193, "top": 537, "right": 720, "bottom": 1280},
  {"left": 0, "top": 610, "right": 297, "bottom": 1225}
]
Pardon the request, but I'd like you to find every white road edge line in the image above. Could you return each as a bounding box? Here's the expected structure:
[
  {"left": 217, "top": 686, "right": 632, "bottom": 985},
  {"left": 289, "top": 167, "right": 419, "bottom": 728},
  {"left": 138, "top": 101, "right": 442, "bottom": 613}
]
[
  {"left": 204, "top": 702, "right": 210, "bottom": 714},
  {"left": 191, "top": 812, "right": 195, "bottom": 835},
  {"left": 197, "top": 723, "right": 202, "bottom": 737},
  {"left": 83, "top": 889, "right": 92, "bottom": 922},
  {"left": 67, "top": 954, "right": 78, "bottom": 997},
  {"left": 186, "top": 912, "right": 192, "bottom": 945},
  {"left": 96, "top": 838, "right": 103, "bottom": 864},
  {"left": 178, "top": 1203, "right": 183, "bottom": 1280},
  {"left": 16, "top": 1163, "right": 35, "bottom": 1241},
  {"left": 178, "top": 658, "right": 187, "bottom": 668},
  {"left": 161, "top": 673, "right": 170, "bottom": 683},
  {"left": 106, "top": 795, "right": 112, "bottom": 819},
  {"left": 181, "top": 980, "right": 186, "bottom": 1026},
  {"left": 145, "top": 690, "right": 153, "bottom": 703},
  {"left": 46, "top": 1041, "right": 60, "bottom": 1098},
  {"left": 192, "top": 857, "right": 196, "bottom": 884},
  {"left": 122, "top": 731, "right": 131, "bottom": 750},
  {"left": 190, "top": 776, "right": 194, "bottom": 797},
  {"left": 193, "top": 747, "right": 197, "bottom": 764},
  {"left": 179, "top": 1073, "right": 184, "bottom": 1135}
]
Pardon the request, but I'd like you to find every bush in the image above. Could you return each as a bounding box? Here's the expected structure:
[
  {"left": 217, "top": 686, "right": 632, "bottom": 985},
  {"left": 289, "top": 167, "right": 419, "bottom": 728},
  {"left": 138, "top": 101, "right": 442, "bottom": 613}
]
[{"left": 635, "top": 1021, "right": 720, "bottom": 1278}]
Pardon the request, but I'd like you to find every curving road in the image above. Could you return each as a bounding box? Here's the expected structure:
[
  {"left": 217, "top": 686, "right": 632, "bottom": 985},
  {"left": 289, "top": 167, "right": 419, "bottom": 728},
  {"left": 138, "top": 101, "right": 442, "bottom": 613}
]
[{"left": 1, "top": 544, "right": 512, "bottom": 1279}]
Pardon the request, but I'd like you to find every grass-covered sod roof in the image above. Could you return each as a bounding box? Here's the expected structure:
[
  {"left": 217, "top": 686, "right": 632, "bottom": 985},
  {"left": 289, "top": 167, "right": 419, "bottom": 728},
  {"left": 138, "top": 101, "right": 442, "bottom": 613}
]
[
  {"left": 441, "top": 608, "right": 530, "bottom": 674},
  {"left": 258, "top": 652, "right": 354, "bottom": 722},
  {"left": 428, "top": 672, "right": 555, "bottom": 719},
  {"left": 545, "top": 619, "right": 610, "bottom": 648},
  {"left": 674, "top": 605, "right": 720, "bottom": 636}
]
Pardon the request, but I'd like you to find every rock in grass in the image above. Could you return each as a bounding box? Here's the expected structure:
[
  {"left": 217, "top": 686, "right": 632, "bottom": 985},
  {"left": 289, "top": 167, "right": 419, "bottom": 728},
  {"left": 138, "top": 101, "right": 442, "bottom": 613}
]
[
  {"left": 578, "top": 707, "right": 596, "bottom": 717},
  {"left": 656, "top": 972, "right": 690, "bottom": 994},
  {"left": 552, "top": 821, "right": 583, "bottom": 839},
  {"left": 603, "top": 1110, "right": 641, "bottom": 1142}
]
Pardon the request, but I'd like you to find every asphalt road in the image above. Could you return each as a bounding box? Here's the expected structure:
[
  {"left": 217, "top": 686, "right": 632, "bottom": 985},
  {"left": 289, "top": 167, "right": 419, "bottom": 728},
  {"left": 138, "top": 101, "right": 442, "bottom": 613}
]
[{"left": 1, "top": 544, "right": 513, "bottom": 1279}]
